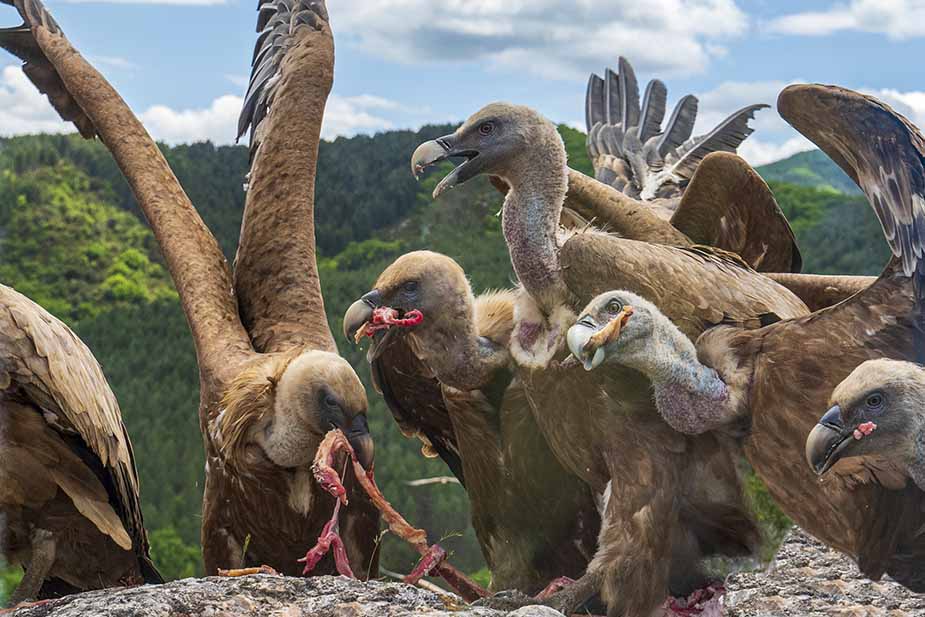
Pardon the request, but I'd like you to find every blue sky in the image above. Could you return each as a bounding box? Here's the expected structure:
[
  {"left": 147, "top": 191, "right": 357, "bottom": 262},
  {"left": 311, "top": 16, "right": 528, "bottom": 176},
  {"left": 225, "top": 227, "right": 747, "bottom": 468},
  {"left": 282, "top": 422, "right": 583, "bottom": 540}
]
[{"left": 2, "top": 0, "right": 925, "bottom": 164}]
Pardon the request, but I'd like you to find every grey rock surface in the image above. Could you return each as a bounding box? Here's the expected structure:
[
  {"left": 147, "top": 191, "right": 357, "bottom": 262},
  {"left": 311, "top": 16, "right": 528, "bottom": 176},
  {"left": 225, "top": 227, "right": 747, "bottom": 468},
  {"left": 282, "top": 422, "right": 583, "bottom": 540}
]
[
  {"left": 9, "top": 528, "right": 925, "bottom": 617},
  {"left": 724, "top": 528, "right": 925, "bottom": 616},
  {"left": 7, "top": 574, "right": 555, "bottom": 617}
]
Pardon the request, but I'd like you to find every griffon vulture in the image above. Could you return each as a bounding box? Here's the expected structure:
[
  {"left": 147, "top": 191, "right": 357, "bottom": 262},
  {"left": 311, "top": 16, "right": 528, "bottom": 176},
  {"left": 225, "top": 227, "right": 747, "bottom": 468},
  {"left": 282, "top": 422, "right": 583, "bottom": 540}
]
[
  {"left": 807, "top": 359, "right": 925, "bottom": 489},
  {"left": 0, "top": 285, "right": 162, "bottom": 604},
  {"left": 0, "top": 0, "right": 380, "bottom": 576},
  {"left": 567, "top": 85, "right": 925, "bottom": 590},
  {"left": 342, "top": 251, "right": 600, "bottom": 594},
  {"left": 411, "top": 104, "right": 814, "bottom": 616}
]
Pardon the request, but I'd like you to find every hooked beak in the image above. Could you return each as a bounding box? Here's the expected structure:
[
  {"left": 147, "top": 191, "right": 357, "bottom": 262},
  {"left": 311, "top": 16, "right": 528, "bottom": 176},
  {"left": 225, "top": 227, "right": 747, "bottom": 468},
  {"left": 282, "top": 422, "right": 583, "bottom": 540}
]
[
  {"left": 346, "top": 414, "right": 375, "bottom": 470},
  {"left": 411, "top": 133, "right": 481, "bottom": 199},
  {"left": 566, "top": 307, "right": 634, "bottom": 371},
  {"left": 343, "top": 289, "right": 381, "bottom": 343},
  {"left": 805, "top": 404, "right": 852, "bottom": 476}
]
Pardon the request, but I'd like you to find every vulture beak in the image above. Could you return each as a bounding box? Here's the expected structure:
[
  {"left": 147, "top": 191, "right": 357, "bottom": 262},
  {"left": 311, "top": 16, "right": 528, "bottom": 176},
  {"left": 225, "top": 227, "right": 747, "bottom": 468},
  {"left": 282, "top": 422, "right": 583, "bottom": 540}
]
[
  {"left": 566, "top": 308, "right": 634, "bottom": 371},
  {"left": 805, "top": 404, "right": 852, "bottom": 476},
  {"left": 411, "top": 133, "right": 481, "bottom": 199},
  {"left": 343, "top": 289, "right": 381, "bottom": 342},
  {"left": 343, "top": 289, "right": 424, "bottom": 361},
  {"left": 346, "top": 414, "right": 375, "bottom": 470}
]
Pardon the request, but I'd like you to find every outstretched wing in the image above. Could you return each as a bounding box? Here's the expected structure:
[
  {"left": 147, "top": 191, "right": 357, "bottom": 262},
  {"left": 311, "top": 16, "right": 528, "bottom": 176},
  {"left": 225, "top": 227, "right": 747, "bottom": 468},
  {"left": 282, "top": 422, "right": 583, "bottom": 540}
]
[
  {"left": 233, "top": 0, "right": 338, "bottom": 354},
  {"left": 780, "top": 84, "right": 925, "bottom": 287},
  {"left": 735, "top": 85, "right": 925, "bottom": 585},
  {"left": 0, "top": 285, "right": 160, "bottom": 582},
  {"left": 670, "top": 152, "right": 801, "bottom": 273},
  {"left": 0, "top": 0, "right": 253, "bottom": 386}
]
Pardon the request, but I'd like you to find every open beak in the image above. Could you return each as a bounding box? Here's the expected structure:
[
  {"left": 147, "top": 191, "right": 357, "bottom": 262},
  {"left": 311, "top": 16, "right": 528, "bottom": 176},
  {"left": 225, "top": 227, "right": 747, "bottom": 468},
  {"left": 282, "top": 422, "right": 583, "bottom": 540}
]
[
  {"left": 411, "top": 133, "right": 480, "bottom": 198},
  {"left": 346, "top": 414, "right": 375, "bottom": 470},
  {"left": 566, "top": 307, "right": 634, "bottom": 371},
  {"left": 805, "top": 404, "right": 852, "bottom": 476}
]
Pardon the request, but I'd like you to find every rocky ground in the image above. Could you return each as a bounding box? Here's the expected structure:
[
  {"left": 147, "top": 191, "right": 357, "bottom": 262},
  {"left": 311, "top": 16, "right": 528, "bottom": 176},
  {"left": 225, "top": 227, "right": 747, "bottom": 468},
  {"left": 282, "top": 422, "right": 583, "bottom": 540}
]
[
  {"left": 6, "top": 528, "right": 925, "bottom": 616},
  {"left": 725, "top": 529, "right": 925, "bottom": 616}
]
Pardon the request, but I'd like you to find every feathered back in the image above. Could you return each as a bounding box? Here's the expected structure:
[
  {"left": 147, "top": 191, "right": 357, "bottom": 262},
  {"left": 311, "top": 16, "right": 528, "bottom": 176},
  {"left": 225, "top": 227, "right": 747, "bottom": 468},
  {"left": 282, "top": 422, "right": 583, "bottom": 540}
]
[{"left": 585, "top": 57, "right": 767, "bottom": 201}]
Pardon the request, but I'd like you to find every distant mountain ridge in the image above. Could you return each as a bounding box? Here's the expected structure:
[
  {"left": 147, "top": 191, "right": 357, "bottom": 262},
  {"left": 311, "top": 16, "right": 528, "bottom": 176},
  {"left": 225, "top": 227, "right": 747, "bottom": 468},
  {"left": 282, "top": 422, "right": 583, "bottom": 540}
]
[{"left": 757, "top": 149, "right": 861, "bottom": 195}]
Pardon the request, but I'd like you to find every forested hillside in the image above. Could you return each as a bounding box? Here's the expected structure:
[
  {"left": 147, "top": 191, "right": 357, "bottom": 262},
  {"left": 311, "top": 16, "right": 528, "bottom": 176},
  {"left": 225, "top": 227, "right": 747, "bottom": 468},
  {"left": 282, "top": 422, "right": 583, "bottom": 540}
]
[{"left": 0, "top": 127, "right": 889, "bottom": 597}]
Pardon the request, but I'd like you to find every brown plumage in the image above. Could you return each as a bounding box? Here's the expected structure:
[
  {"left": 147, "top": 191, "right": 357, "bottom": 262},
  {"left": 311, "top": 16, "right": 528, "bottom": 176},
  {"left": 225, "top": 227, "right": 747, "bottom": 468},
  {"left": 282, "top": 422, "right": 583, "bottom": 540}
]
[
  {"left": 343, "top": 252, "right": 599, "bottom": 594},
  {"left": 410, "top": 104, "right": 809, "bottom": 616},
  {"left": 0, "top": 0, "right": 380, "bottom": 576},
  {"left": 575, "top": 85, "right": 925, "bottom": 591},
  {"left": 806, "top": 359, "right": 925, "bottom": 492},
  {"left": 0, "top": 285, "right": 161, "bottom": 604}
]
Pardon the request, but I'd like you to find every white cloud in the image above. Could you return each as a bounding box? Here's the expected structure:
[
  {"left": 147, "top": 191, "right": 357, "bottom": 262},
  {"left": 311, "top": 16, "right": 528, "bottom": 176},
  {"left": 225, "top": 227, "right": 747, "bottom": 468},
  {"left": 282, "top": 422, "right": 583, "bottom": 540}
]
[
  {"left": 737, "top": 136, "right": 814, "bottom": 166},
  {"left": 768, "top": 0, "right": 925, "bottom": 39},
  {"left": 224, "top": 74, "right": 249, "bottom": 89},
  {"left": 0, "top": 65, "right": 72, "bottom": 136},
  {"left": 869, "top": 88, "right": 925, "bottom": 125},
  {"left": 330, "top": 0, "right": 748, "bottom": 79},
  {"left": 0, "top": 64, "right": 402, "bottom": 144},
  {"left": 139, "top": 95, "right": 243, "bottom": 144}
]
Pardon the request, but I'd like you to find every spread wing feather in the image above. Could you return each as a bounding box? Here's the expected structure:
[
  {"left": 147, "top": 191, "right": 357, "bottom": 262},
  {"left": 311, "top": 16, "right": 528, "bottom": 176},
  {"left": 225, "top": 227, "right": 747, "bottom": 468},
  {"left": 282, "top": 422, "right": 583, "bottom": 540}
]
[
  {"left": 656, "top": 95, "right": 698, "bottom": 158},
  {"left": 638, "top": 79, "right": 667, "bottom": 142}
]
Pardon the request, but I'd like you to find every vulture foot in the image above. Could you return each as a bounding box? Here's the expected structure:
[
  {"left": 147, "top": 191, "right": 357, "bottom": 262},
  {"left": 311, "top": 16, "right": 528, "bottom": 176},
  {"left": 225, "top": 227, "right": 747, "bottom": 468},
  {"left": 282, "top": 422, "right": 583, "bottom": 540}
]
[
  {"left": 9, "top": 529, "right": 56, "bottom": 606},
  {"left": 472, "top": 590, "right": 538, "bottom": 612},
  {"left": 536, "top": 576, "right": 577, "bottom": 600},
  {"left": 217, "top": 565, "right": 281, "bottom": 577}
]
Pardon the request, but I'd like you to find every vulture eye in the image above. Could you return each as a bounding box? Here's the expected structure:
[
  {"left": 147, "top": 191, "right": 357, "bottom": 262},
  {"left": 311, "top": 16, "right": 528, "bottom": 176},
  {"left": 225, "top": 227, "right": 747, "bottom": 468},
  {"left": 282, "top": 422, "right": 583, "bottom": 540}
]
[
  {"left": 478, "top": 122, "right": 494, "bottom": 136},
  {"left": 403, "top": 280, "right": 419, "bottom": 294},
  {"left": 324, "top": 395, "right": 339, "bottom": 409},
  {"left": 865, "top": 392, "right": 884, "bottom": 411},
  {"left": 605, "top": 298, "right": 623, "bottom": 314}
]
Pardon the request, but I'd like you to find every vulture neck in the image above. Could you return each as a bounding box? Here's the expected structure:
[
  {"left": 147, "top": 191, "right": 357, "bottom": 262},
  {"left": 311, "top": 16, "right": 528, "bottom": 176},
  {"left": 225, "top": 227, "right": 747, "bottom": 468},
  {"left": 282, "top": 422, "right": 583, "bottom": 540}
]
[
  {"left": 622, "top": 324, "right": 730, "bottom": 434},
  {"left": 500, "top": 146, "right": 571, "bottom": 313},
  {"left": 910, "top": 427, "right": 925, "bottom": 491},
  {"left": 414, "top": 316, "right": 505, "bottom": 392}
]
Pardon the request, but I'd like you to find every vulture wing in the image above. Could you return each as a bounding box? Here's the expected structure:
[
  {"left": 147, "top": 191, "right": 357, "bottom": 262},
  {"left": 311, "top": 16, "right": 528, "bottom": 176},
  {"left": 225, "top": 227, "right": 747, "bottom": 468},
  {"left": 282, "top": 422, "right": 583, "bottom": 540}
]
[
  {"left": 0, "top": 285, "right": 161, "bottom": 582},
  {"left": 233, "top": 0, "right": 338, "bottom": 354},
  {"left": 0, "top": 0, "right": 94, "bottom": 137},
  {"left": 369, "top": 338, "right": 465, "bottom": 486},
  {"left": 670, "top": 152, "right": 802, "bottom": 273},
  {"left": 715, "top": 84, "right": 925, "bottom": 590},
  {"left": 560, "top": 232, "right": 809, "bottom": 340},
  {"left": 0, "top": 0, "right": 253, "bottom": 388}
]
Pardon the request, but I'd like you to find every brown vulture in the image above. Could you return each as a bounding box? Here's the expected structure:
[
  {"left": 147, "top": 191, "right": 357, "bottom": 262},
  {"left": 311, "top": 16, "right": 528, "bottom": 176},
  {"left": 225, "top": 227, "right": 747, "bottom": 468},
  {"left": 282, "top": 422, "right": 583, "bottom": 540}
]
[
  {"left": 410, "top": 103, "right": 816, "bottom": 615},
  {"left": 0, "top": 0, "right": 380, "bottom": 576},
  {"left": 342, "top": 251, "right": 600, "bottom": 595},
  {"left": 807, "top": 359, "right": 925, "bottom": 489},
  {"left": 567, "top": 85, "right": 925, "bottom": 591},
  {"left": 0, "top": 285, "right": 162, "bottom": 604}
]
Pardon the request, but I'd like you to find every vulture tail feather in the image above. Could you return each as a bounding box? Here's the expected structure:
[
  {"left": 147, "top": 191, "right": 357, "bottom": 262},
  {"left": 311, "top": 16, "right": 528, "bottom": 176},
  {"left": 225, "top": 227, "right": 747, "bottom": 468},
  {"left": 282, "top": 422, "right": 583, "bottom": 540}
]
[
  {"left": 585, "top": 73, "right": 605, "bottom": 133},
  {"left": 604, "top": 68, "right": 622, "bottom": 126},
  {"left": 617, "top": 56, "right": 640, "bottom": 130},
  {"left": 638, "top": 79, "right": 667, "bottom": 142},
  {"left": 657, "top": 95, "right": 698, "bottom": 158},
  {"left": 662, "top": 104, "right": 768, "bottom": 181}
]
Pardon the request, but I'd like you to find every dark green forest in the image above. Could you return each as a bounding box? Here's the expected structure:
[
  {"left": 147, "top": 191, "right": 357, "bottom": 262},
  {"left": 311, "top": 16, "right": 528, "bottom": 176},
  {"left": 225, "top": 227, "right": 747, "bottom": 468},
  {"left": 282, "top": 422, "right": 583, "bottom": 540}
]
[{"left": 0, "top": 126, "right": 889, "bottom": 599}]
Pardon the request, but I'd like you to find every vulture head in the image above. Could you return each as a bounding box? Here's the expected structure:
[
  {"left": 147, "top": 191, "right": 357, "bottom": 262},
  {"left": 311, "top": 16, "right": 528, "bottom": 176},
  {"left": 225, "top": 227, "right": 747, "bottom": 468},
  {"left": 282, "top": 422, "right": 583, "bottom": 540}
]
[
  {"left": 411, "top": 103, "right": 565, "bottom": 198},
  {"left": 806, "top": 359, "right": 925, "bottom": 482},
  {"left": 219, "top": 351, "right": 374, "bottom": 471},
  {"left": 343, "top": 251, "right": 475, "bottom": 359},
  {"left": 566, "top": 290, "right": 663, "bottom": 372}
]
